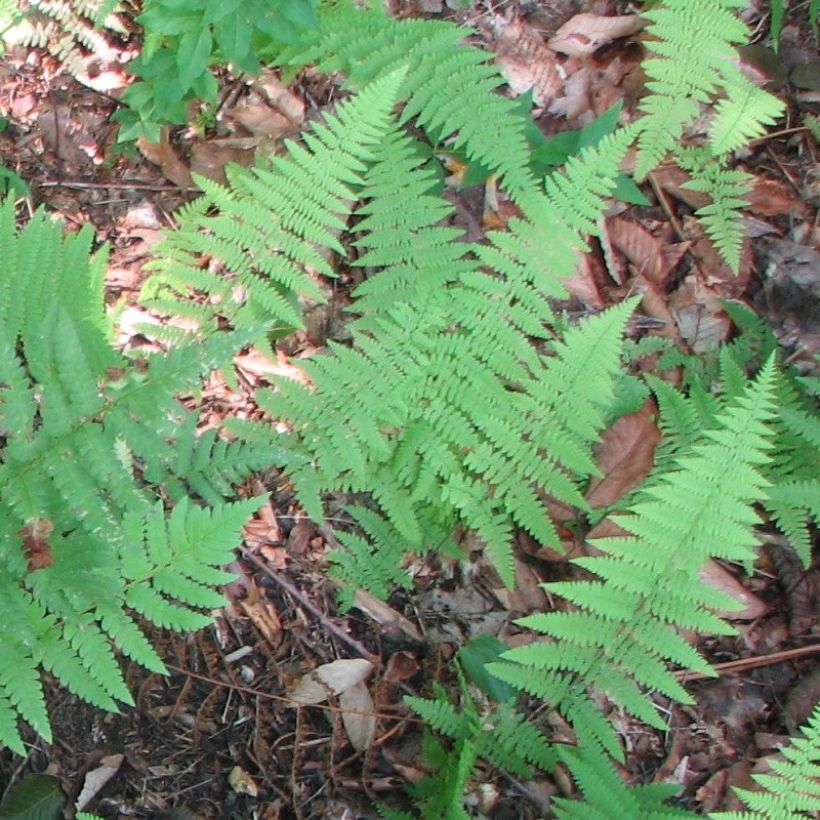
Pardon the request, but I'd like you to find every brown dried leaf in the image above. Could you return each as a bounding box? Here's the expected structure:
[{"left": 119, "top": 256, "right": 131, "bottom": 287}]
[
  {"left": 137, "top": 128, "right": 193, "bottom": 188},
  {"left": 548, "top": 14, "right": 644, "bottom": 57},
  {"left": 493, "top": 16, "right": 563, "bottom": 105},
  {"left": 288, "top": 658, "right": 374, "bottom": 705},
  {"left": 607, "top": 216, "right": 668, "bottom": 285},
  {"left": 76, "top": 753, "right": 124, "bottom": 811},
  {"left": 228, "top": 765, "right": 259, "bottom": 797},
  {"left": 586, "top": 401, "right": 661, "bottom": 508},
  {"left": 747, "top": 178, "right": 807, "bottom": 218},
  {"left": 698, "top": 559, "right": 768, "bottom": 620},
  {"left": 339, "top": 681, "right": 377, "bottom": 751},
  {"left": 19, "top": 518, "right": 54, "bottom": 571},
  {"left": 353, "top": 589, "right": 424, "bottom": 643},
  {"left": 190, "top": 137, "right": 260, "bottom": 185}
]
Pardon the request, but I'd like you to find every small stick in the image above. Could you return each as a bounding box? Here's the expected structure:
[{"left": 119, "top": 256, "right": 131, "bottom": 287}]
[
  {"left": 38, "top": 179, "right": 201, "bottom": 193},
  {"left": 240, "top": 547, "right": 380, "bottom": 665},
  {"left": 677, "top": 643, "right": 820, "bottom": 683}
]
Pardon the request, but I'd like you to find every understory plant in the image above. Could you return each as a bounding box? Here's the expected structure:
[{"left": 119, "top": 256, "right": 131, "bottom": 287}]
[{"left": 0, "top": 0, "right": 817, "bottom": 818}]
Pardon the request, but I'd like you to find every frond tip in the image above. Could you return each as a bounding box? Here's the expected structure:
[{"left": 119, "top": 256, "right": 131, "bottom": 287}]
[
  {"left": 710, "top": 702, "right": 820, "bottom": 819},
  {"left": 488, "top": 359, "right": 778, "bottom": 758}
]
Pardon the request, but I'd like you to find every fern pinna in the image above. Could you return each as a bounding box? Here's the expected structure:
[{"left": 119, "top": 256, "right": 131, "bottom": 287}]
[
  {"left": 487, "top": 361, "right": 778, "bottom": 766},
  {"left": 0, "top": 199, "right": 270, "bottom": 753}
]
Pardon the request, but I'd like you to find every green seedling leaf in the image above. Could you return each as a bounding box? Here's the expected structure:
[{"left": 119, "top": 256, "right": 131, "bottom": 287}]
[
  {"left": 0, "top": 774, "right": 64, "bottom": 820},
  {"left": 458, "top": 635, "right": 517, "bottom": 703}
]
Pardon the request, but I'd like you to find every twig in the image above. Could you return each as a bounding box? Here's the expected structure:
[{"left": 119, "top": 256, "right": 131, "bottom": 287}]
[
  {"left": 38, "top": 178, "right": 201, "bottom": 193},
  {"left": 162, "top": 662, "right": 420, "bottom": 723},
  {"left": 240, "top": 547, "right": 381, "bottom": 664},
  {"left": 677, "top": 643, "right": 820, "bottom": 683}
]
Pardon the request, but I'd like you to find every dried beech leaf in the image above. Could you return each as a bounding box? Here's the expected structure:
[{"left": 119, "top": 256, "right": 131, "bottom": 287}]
[
  {"left": 586, "top": 401, "right": 661, "bottom": 508},
  {"left": 288, "top": 658, "right": 374, "bottom": 705},
  {"left": 494, "top": 17, "right": 563, "bottom": 105},
  {"left": 76, "top": 753, "right": 124, "bottom": 811},
  {"left": 137, "top": 129, "right": 193, "bottom": 189},
  {"left": 607, "top": 217, "right": 667, "bottom": 285},
  {"left": 698, "top": 559, "right": 768, "bottom": 620},
  {"left": 339, "top": 681, "right": 377, "bottom": 751},
  {"left": 548, "top": 14, "right": 643, "bottom": 57}
]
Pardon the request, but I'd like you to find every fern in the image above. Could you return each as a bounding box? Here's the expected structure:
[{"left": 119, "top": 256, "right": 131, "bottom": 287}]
[
  {"left": 0, "top": 201, "right": 267, "bottom": 754},
  {"left": 636, "top": 0, "right": 784, "bottom": 176},
  {"left": 5, "top": 0, "right": 124, "bottom": 80},
  {"left": 488, "top": 361, "right": 778, "bottom": 758},
  {"left": 651, "top": 306, "right": 819, "bottom": 566},
  {"left": 235, "top": 109, "right": 634, "bottom": 590},
  {"left": 677, "top": 147, "right": 751, "bottom": 273},
  {"left": 141, "top": 68, "right": 408, "bottom": 339},
  {"left": 275, "top": 0, "right": 538, "bottom": 198},
  {"left": 710, "top": 702, "right": 820, "bottom": 819},
  {"left": 552, "top": 740, "right": 694, "bottom": 819},
  {"left": 392, "top": 664, "right": 556, "bottom": 819}
]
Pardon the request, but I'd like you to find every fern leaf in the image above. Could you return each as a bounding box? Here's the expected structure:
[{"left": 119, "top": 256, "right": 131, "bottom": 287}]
[
  {"left": 277, "top": 0, "right": 537, "bottom": 197},
  {"left": 636, "top": 0, "right": 782, "bottom": 178},
  {"left": 678, "top": 147, "right": 751, "bottom": 273},
  {"left": 710, "top": 703, "right": 820, "bottom": 819},
  {"left": 488, "top": 360, "right": 778, "bottom": 758},
  {"left": 709, "top": 77, "right": 786, "bottom": 156},
  {"left": 0, "top": 199, "right": 268, "bottom": 752},
  {"left": 142, "top": 68, "right": 408, "bottom": 336}
]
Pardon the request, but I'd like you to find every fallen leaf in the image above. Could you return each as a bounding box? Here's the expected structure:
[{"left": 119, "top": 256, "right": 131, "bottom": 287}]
[
  {"left": 607, "top": 217, "right": 667, "bottom": 285},
  {"left": 190, "top": 137, "right": 261, "bottom": 185},
  {"left": 698, "top": 560, "right": 768, "bottom": 620},
  {"left": 76, "top": 753, "right": 124, "bottom": 811},
  {"left": 747, "top": 178, "right": 807, "bottom": 217},
  {"left": 228, "top": 765, "right": 258, "bottom": 797},
  {"left": 137, "top": 128, "right": 193, "bottom": 188},
  {"left": 288, "top": 658, "right": 374, "bottom": 705},
  {"left": 586, "top": 401, "right": 661, "bottom": 508},
  {"left": 339, "top": 681, "right": 377, "bottom": 751},
  {"left": 492, "top": 16, "right": 563, "bottom": 105},
  {"left": 548, "top": 14, "right": 644, "bottom": 57}
]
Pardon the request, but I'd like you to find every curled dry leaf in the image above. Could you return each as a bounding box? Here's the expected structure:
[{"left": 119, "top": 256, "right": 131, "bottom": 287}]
[
  {"left": 76, "top": 753, "right": 124, "bottom": 811},
  {"left": 288, "top": 658, "right": 374, "bottom": 705},
  {"left": 228, "top": 765, "right": 259, "bottom": 797},
  {"left": 339, "top": 681, "right": 377, "bottom": 752},
  {"left": 548, "top": 14, "right": 644, "bottom": 57},
  {"left": 606, "top": 217, "right": 667, "bottom": 285},
  {"left": 137, "top": 128, "right": 194, "bottom": 189}
]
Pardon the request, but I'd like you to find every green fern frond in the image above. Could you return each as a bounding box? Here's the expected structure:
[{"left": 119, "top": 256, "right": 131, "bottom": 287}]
[
  {"left": 488, "top": 360, "right": 778, "bottom": 758},
  {"left": 710, "top": 703, "right": 820, "bottom": 819},
  {"left": 327, "top": 505, "right": 431, "bottom": 610},
  {"left": 553, "top": 739, "right": 693, "bottom": 819},
  {"left": 636, "top": 0, "right": 783, "bottom": 177},
  {"left": 142, "top": 68, "right": 408, "bottom": 337},
  {"left": 542, "top": 126, "right": 636, "bottom": 237},
  {"left": 677, "top": 148, "right": 751, "bottom": 273},
  {"left": 249, "top": 107, "right": 637, "bottom": 592},
  {"left": 709, "top": 75, "right": 786, "bottom": 155},
  {"left": 0, "top": 201, "right": 270, "bottom": 753},
  {"left": 276, "top": 0, "right": 537, "bottom": 197},
  {"left": 401, "top": 668, "right": 556, "bottom": 817}
]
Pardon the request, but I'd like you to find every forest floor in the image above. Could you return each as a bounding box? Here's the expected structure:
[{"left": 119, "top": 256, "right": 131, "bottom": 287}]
[{"left": 0, "top": 0, "right": 819, "bottom": 818}]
